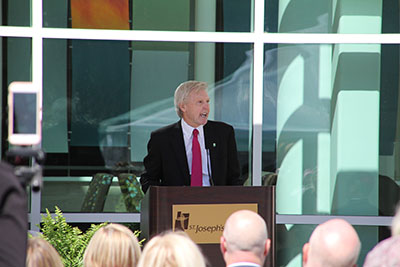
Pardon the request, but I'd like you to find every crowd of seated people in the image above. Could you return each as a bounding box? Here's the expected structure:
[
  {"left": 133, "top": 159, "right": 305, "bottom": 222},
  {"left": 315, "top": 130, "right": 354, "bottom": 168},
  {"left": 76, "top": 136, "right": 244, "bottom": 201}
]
[
  {"left": 1, "top": 164, "right": 399, "bottom": 267},
  {"left": 20, "top": 206, "right": 400, "bottom": 267}
]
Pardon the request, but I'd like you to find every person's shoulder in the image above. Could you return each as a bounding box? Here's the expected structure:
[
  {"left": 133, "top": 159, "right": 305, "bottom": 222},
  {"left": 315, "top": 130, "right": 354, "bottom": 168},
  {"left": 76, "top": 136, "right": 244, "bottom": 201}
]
[
  {"left": 151, "top": 121, "right": 180, "bottom": 136},
  {"left": 0, "top": 161, "right": 15, "bottom": 174},
  {"left": 364, "top": 236, "right": 400, "bottom": 267},
  {"left": 0, "top": 161, "right": 18, "bottom": 182},
  {"left": 206, "top": 120, "right": 234, "bottom": 131}
]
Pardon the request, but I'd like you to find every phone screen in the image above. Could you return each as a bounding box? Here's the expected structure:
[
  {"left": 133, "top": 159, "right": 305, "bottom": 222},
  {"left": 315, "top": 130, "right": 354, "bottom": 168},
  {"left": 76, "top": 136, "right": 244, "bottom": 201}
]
[
  {"left": 8, "top": 81, "right": 41, "bottom": 146},
  {"left": 13, "top": 92, "right": 37, "bottom": 134}
]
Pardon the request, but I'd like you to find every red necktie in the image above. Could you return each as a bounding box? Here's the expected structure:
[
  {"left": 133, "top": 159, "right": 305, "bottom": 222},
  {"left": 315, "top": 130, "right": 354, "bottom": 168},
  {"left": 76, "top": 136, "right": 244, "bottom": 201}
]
[{"left": 191, "top": 129, "right": 202, "bottom": 186}]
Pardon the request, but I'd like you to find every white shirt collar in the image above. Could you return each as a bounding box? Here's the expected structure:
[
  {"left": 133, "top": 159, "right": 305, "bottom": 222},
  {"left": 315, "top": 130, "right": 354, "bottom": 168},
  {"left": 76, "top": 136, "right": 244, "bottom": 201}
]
[{"left": 181, "top": 119, "right": 204, "bottom": 139}]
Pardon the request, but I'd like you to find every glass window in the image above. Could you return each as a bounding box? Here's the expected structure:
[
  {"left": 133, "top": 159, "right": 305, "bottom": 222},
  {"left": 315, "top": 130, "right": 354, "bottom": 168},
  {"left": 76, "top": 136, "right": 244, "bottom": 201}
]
[
  {"left": 43, "top": 0, "right": 252, "bottom": 32},
  {"left": 2, "top": 2, "right": 398, "bottom": 267},
  {"left": 40, "top": 39, "right": 252, "bottom": 212},
  {"left": 266, "top": 0, "right": 386, "bottom": 34},
  {"left": 1, "top": 37, "right": 32, "bottom": 151},
  {"left": 0, "top": 37, "right": 32, "bottom": 215},
  {"left": 265, "top": 43, "right": 400, "bottom": 217},
  {"left": 4, "top": 0, "right": 31, "bottom": 26}
]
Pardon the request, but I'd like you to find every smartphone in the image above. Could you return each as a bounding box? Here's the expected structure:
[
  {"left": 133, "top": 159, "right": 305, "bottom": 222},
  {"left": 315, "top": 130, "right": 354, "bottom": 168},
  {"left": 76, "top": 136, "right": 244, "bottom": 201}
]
[{"left": 8, "top": 81, "right": 42, "bottom": 146}]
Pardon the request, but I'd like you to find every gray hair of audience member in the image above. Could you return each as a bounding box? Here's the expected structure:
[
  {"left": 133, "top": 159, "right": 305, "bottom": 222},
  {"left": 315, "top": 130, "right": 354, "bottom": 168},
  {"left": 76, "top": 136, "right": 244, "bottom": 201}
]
[
  {"left": 26, "top": 237, "right": 64, "bottom": 267},
  {"left": 303, "top": 219, "right": 361, "bottom": 267},
  {"left": 174, "top": 81, "right": 208, "bottom": 118},
  {"left": 83, "top": 223, "right": 141, "bottom": 267},
  {"left": 137, "top": 231, "right": 207, "bottom": 267},
  {"left": 222, "top": 210, "right": 269, "bottom": 259},
  {"left": 391, "top": 204, "right": 400, "bottom": 236},
  {"left": 363, "top": 235, "right": 400, "bottom": 267}
]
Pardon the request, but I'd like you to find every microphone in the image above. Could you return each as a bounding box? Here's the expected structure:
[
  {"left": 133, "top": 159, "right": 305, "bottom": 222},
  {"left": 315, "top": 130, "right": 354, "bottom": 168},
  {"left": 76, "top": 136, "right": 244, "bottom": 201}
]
[{"left": 206, "top": 149, "right": 214, "bottom": 186}]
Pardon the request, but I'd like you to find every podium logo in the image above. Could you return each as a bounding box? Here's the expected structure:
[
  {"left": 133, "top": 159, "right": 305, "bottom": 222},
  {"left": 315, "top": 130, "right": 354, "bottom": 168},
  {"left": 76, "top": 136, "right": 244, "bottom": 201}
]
[{"left": 174, "top": 211, "right": 190, "bottom": 231}]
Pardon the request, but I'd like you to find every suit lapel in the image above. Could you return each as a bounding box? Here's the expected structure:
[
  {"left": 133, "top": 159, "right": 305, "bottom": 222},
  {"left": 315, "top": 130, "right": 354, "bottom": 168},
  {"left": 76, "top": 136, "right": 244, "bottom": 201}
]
[
  {"left": 170, "top": 121, "right": 190, "bottom": 184},
  {"left": 204, "top": 122, "right": 218, "bottom": 181}
]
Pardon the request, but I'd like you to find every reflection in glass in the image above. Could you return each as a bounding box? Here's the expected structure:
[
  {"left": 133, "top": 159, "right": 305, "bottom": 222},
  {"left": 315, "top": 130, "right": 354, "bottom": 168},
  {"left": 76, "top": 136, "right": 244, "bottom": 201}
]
[
  {"left": 266, "top": 0, "right": 386, "bottom": 34},
  {"left": 43, "top": 0, "right": 251, "bottom": 32},
  {"left": 5, "top": 0, "right": 30, "bottom": 26},
  {"left": 41, "top": 40, "right": 252, "bottom": 212},
  {"left": 264, "top": 43, "right": 390, "bottom": 217},
  {"left": 265, "top": 42, "right": 400, "bottom": 221},
  {"left": 70, "top": 0, "right": 130, "bottom": 30},
  {"left": 2, "top": 37, "right": 32, "bottom": 151},
  {"left": 100, "top": 42, "right": 253, "bottom": 181}
]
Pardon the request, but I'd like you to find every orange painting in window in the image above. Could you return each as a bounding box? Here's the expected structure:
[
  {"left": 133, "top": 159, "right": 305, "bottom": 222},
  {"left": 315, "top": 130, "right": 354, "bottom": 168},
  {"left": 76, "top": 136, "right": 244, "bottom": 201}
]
[{"left": 71, "top": 0, "right": 129, "bottom": 30}]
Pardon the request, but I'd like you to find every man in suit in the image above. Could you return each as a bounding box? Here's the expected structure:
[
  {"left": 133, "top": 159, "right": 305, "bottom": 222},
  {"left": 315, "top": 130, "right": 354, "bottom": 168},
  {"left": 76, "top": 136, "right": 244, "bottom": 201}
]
[
  {"left": 302, "top": 219, "right": 361, "bottom": 267},
  {"left": 220, "top": 210, "right": 271, "bottom": 267},
  {"left": 140, "top": 80, "right": 243, "bottom": 193}
]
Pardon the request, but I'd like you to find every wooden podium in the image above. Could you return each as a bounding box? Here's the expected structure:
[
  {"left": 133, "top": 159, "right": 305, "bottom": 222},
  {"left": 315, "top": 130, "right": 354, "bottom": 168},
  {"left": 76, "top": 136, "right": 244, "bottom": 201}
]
[{"left": 141, "top": 186, "right": 276, "bottom": 267}]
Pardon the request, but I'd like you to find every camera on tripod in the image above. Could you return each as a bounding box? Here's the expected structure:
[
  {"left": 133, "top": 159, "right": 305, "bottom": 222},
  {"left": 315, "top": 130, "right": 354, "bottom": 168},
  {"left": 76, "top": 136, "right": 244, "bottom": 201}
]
[{"left": 6, "top": 81, "right": 44, "bottom": 191}]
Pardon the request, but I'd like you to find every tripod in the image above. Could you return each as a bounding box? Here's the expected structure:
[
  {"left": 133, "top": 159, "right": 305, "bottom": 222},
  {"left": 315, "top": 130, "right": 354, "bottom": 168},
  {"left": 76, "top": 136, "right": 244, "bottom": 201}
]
[{"left": 6, "top": 146, "right": 45, "bottom": 192}]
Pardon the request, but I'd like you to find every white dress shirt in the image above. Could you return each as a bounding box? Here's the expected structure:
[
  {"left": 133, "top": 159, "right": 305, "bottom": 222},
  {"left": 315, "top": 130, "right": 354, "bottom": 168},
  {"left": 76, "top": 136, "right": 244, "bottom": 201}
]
[{"left": 181, "top": 119, "right": 211, "bottom": 186}]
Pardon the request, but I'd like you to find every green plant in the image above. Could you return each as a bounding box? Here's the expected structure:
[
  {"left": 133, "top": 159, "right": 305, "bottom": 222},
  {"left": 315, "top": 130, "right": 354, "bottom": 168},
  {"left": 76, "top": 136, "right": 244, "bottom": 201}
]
[{"left": 40, "top": 206, "right": 107, "bottom": 267}]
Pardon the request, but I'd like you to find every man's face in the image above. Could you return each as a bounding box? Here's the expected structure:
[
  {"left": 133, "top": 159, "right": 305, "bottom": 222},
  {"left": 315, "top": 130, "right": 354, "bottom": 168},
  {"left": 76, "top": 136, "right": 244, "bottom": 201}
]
[{"left": 180, "top": 89, "right": 210, "bottom": 128}]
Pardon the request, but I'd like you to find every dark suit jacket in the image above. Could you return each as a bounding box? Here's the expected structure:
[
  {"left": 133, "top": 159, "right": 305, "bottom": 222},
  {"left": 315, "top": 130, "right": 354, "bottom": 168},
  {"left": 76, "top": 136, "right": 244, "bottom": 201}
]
[{"left": 140, "top": 120, "right": 243, "bottom": 193}]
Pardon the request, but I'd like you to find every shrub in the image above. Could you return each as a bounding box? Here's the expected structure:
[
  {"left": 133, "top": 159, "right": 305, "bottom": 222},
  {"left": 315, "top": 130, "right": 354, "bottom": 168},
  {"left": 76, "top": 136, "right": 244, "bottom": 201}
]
[{"left": 39, "top": 206, "right": 106, "bottom": 267}]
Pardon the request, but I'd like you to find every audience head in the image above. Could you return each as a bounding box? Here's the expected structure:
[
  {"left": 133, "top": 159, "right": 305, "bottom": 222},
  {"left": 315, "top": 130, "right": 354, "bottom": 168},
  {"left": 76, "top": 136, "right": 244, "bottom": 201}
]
[
  {"left": 363, "top": 235, "right": 400, "bottom": 267},
  {"left": 220, "top": 210, "right": 270, "bottom": 266},
  {"left": 302, "top": 219, "right": 361, "bottom": 267},
  {"left": 137, "top": 231, "right": 206, "bottom": 267},
  {"left": 83, "top": 223, "right": 141, "bottom": 267},
  {"left": 26, "top": 237, "right": 64, "bottom": 267},
  {"left": 174, "top": 80, "right": 208, "bottom": 118}
]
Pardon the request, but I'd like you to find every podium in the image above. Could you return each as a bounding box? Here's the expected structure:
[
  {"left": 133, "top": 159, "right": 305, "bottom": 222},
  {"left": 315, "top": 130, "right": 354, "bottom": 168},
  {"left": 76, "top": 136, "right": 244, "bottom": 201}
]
[{"left": 141, "top": 186, "right": 275, "bottom": 267}]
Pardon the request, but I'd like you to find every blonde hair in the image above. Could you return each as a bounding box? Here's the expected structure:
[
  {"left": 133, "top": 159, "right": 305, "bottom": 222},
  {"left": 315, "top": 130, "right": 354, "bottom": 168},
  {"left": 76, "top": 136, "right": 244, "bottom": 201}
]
[
  {"left": 174, "top": 81, "right": 208, "bottom": 118},
  {"left": 26, "top": 237, "right": 64, "bottom": 267},
  {"left": 137, "top": 231, "right": 206, "bottom": 267},
  {"left": 83, "top": 223, "right": 141, "bottom": 267}
]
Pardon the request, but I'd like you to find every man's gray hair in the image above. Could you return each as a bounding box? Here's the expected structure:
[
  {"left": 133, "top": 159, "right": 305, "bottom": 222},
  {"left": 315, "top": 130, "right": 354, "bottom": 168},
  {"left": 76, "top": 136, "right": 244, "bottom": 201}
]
[{"left": 174, "top": 81, "right": 208, "bottom": 118}]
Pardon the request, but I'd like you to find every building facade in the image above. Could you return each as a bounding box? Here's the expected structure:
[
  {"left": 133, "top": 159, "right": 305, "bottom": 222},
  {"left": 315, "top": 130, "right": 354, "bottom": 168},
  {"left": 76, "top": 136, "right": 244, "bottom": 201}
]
[{"left": 1, "top": 0, "right": 399, "bottom": 266}]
